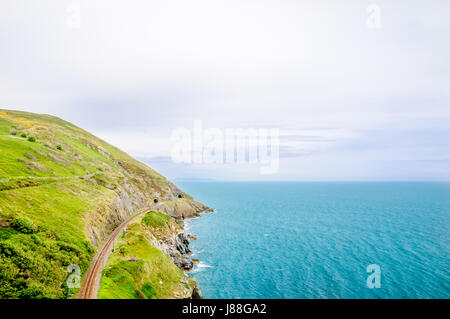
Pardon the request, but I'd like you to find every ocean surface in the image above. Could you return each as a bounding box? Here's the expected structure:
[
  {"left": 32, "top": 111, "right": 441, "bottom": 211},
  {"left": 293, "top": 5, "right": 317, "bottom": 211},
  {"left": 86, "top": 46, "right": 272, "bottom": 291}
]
[{"left": 178, "top": 182, "right": 450, "bottom": 299}]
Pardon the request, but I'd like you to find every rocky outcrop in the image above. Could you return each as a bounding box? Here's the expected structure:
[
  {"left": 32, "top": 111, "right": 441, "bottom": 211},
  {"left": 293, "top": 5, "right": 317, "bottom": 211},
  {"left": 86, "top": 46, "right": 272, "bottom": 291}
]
[
  {"left": 192, "top": 285, "right": 203, "bottom": 299},
  {"left": 154, "top": 198, "right": 212, "bottom": 219},
  {"left": 176, "top": 233, "right": 191, "bottom": 255},
  {"left": 147, "top": 231, "right": 195, "bottom": 271}
]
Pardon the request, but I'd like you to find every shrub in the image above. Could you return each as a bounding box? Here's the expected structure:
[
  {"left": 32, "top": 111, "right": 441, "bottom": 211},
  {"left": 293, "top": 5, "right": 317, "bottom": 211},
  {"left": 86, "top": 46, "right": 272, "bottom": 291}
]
[
  {"left": 56, "top": 145, "right": 62, "bottom": 150},
  {"left": 11, "top": 216, "right": 37, "bottom": 234},
  {"left": 0, "top": 228, "right": 18, "bottom": 240},
  {"left": 141, "top": 283, "right": 156, "bottom": 299},
  {"left": 19, "top": 285, "right": 48, "bottom": 299},
  {"left": 0, "top": 281, "right": 17, "bottom": 299},
  {"left": 0, "top": 241, "right": 20, "bottom": 257},
  {"left": 57, "top": 241, "right": 82, "bottom": 254},
  {"left": 27, "top": 136, "right": 36, "bottom": 142},
  {"left": 20, "top": 133, "right": 27, "bottom": 138}
]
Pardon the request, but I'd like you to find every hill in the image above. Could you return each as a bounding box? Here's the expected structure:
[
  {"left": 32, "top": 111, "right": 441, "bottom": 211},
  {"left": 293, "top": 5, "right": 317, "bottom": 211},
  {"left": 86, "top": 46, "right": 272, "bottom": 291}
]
[{"left": 0, "top": 109, "right": 208, "bottom": 298}]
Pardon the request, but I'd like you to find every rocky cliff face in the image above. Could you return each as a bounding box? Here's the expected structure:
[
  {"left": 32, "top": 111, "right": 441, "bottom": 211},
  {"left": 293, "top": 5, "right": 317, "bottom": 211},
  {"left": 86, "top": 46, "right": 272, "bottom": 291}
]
[
  {"left": 149, "top": 231, "right": 193, "bottom": 271},
  {"left": 84, "top": 172, "right": 209, "bottom": 249},
  {"left": 146, "top": 228, "right": 203, "bottom": 298}
]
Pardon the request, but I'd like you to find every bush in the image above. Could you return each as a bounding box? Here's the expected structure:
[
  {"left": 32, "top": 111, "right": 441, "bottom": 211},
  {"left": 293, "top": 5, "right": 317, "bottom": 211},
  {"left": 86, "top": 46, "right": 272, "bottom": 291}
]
[
  {"left": 27, "top": 136, "right": 36, "bottom": 142},
  {"left": 56, "top": 145, "right": 62, "bottom": 150},
  {"left": 0, "top": 241, "right": 20, "bottom": 257},
  {"left": 0, "top": 228, "right": 18, "bottom": 240},
  {"left": 11, "top": 216, "right": 37, "bottom": 234},
  {"left": 19, "top": 285, "right": 48, "bottom": 299},
  {"left": 20, "top": 133, "right": 27, "bottom": 138},
  {"left": 141, "top": 283, "right": 156, "bottom": 299}
]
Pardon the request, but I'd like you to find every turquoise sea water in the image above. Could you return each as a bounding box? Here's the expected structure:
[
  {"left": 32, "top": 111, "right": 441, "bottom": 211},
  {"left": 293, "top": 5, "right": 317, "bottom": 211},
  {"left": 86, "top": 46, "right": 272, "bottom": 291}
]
[{"left": 179, "top": 182, "right": 450, "bottom": 299}]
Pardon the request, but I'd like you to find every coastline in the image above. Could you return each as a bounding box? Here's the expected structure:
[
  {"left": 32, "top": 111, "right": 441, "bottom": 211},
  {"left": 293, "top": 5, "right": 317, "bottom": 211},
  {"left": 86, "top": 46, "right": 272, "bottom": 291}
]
[{"left": 179, "top": 208, "right": 214, "bottom": 299}]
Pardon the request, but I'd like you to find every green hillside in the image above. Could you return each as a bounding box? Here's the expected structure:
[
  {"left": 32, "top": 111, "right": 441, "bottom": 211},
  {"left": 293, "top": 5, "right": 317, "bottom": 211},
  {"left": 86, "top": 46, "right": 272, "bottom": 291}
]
[{"left": 0, "top": 109, "right": 206, "bottom": 299}]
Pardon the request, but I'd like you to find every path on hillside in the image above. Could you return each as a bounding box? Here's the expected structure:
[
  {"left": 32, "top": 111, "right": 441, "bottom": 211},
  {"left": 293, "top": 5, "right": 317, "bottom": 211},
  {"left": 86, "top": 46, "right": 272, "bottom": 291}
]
[
  {"left": 0, "top": 174, "right": 94, "bottom": 183},
  {"left": 78, "top": 207, "right": 153, "bottom": 299}
]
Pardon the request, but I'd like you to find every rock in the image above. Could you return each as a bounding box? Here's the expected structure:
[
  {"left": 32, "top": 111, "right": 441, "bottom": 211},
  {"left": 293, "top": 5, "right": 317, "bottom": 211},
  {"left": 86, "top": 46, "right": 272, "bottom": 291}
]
[
  {"left": 175, "top": 218, "right": 184, "bottom": 228},
  {"left": 174, "top": 256, "right": 193, "bottom": 270},
  {"left": 178, "top": 233, "right": 189, "bottom": 246},
  {"left": 188, "top": 234, "right": 197, "bottom": 240},
  {"left": 24, "top": 153, "right": 37, "bottom": 160},
  {"left": 192, "top": 286, "right": 203, "bottom": 299},
  {"left": 147, "top": 230, "right": 196, "bottom": 271},
  {"left": 192, "top": 258, "right": 200, "bottom": 264},
  {"left": 176, "top": 233, "right": 191, "bottom": 255},
  {"left": 125, "top": 257, "right": 137, "bottom": 262}
]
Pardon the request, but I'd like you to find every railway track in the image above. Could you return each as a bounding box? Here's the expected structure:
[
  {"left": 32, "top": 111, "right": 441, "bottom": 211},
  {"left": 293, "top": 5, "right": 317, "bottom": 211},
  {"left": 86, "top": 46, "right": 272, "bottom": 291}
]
[{"left": 78, "top": 207, "right": 152, "bottom": 299}]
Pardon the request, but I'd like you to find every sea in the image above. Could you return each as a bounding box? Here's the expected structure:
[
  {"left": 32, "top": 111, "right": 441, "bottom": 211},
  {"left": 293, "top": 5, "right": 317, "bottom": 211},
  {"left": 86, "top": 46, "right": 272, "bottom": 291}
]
[{"left": 178, "top": 182, "right": 450, "bottom": 299}]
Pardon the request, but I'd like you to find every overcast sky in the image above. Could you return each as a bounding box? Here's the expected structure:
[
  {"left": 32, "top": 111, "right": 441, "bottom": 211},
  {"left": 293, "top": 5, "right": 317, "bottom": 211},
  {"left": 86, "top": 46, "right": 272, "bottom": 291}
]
[{"left": 1, "top": 0, "right": 449, "bottom": 181}]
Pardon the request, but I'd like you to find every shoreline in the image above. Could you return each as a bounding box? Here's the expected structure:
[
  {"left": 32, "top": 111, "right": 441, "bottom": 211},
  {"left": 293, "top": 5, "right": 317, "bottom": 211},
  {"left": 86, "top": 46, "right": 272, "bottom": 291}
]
[{"left": 180, "top": 208, "right": 214, "bottom": 299}]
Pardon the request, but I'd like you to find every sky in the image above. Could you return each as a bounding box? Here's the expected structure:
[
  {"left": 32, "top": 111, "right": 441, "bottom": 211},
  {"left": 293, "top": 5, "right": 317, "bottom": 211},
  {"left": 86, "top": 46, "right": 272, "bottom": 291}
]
[{"left": 0, "top": 0, "right": 449, "bottom": 181}]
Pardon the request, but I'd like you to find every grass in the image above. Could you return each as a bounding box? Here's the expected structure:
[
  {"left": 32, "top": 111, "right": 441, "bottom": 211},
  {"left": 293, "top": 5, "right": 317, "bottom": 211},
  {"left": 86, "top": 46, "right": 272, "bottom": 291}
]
[
  {"left": 142, "top": 210, "right": 172, "bottom": 228},
  {"left": 98, "top": 212, "right": 190, "bottom": 299},
  {"left": 0, "top": 118, "right": 12, "bottom": 134},
  {"left": 0, "top": 134, "right": 89, "bottom": 178},
  {"left": 141, "top": 210, "right": 180, "bottom": 240},
  {"left": 0, "top": 179, "right": 115, "bottom": 298},
  {"left": 0, "top": 177, "right": 59, "bottom": 192}
]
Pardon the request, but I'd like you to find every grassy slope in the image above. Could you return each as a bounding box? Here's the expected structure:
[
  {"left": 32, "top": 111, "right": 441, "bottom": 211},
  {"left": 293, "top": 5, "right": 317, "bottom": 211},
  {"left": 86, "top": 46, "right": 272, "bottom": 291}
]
[
  {"left": 0, "top": 110, "right": 184, "bottom": 299},
  {"left": 98, "top": 211, "right": 193, "bottom": 299}
]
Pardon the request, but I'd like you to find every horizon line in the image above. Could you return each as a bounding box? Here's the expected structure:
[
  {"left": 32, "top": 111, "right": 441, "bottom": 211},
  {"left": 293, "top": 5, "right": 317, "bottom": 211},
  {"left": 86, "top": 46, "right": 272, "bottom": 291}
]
[{"left": 173, "top": 179, "right": 450, "bottom": 183}]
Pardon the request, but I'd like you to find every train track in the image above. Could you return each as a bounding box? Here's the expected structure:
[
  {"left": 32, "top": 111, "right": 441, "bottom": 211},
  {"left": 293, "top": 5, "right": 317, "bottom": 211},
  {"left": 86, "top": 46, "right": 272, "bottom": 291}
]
[{"left": 78, "top": 207, "right": 152, "bottom": 299}]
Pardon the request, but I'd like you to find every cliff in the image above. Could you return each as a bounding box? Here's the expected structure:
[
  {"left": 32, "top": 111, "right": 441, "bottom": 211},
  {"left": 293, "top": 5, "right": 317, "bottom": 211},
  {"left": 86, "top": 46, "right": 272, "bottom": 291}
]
[{"left": 0, "top": 109, "right": 209, "bottom": 299}]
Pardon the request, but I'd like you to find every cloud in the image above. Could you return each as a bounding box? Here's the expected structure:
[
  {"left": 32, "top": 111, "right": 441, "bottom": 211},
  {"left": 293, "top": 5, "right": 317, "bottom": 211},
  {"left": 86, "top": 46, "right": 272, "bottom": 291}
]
[{"left": 0, "top": 0, "right": 449, "bottom": 180}]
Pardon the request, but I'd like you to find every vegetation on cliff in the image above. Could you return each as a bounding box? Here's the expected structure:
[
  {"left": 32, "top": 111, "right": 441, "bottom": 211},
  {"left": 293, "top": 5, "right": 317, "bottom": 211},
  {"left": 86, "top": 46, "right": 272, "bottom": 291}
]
[
  {"left": 98, "top": 211, "right": 195, "bottom": 299},
  {"left": 0, "top": 110, "right": 207, "bottom": 299}
]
